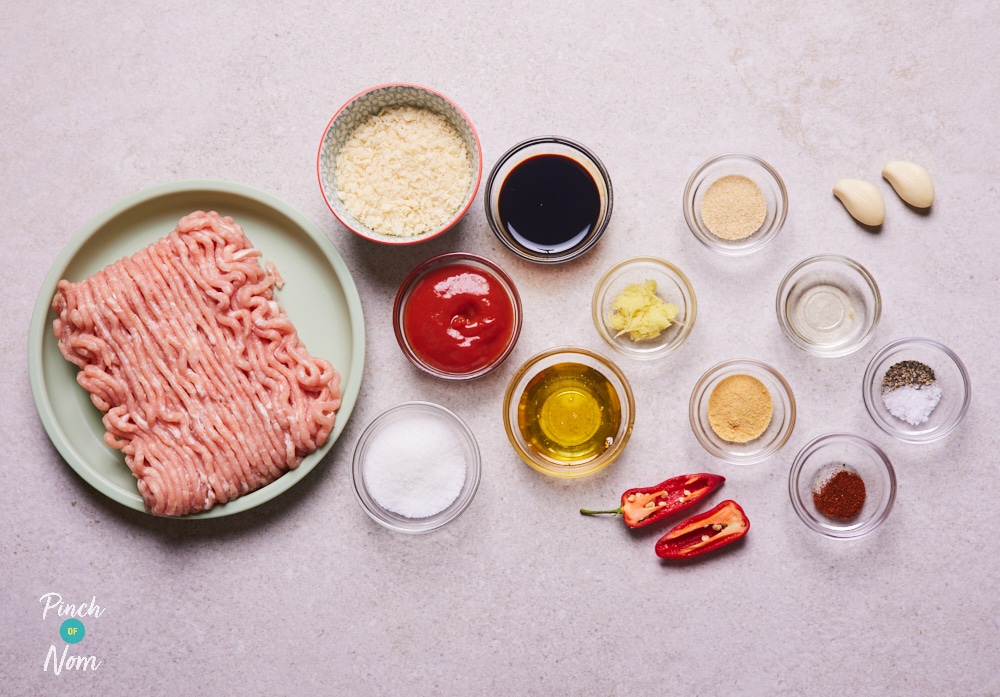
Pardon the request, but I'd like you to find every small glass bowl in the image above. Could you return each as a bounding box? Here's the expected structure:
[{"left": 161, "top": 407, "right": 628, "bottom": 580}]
[
  {"left": 776, "top": 254, "right": 882, "bottom": 357},
  {"left": 393, "top": 252, "right": 522, "bottom": 380},
  {"left": 317, "top": 83, "right": 482, "bottom": 245},
  {"left": 863, "top": 337, "right": 971, "bottom": 443},
  {"left": 352, "top": 402, "right": 482, "bottom": 533},
  {"left": 591, "top": 256, "right": 697, "bottom": 360},
  {"left": 683, "top": 153, "right": 788, "bottom": 256},
  {"left": 484, "top": 136, "right": 613, "bottom": 263},
  {"left": 789, "top": 432, "right": 896, "bottom": 539},
  {"left": 503, "top": 347, "right": 635, "bottom": 478},
  {"left": 689, "top": 359, "right": 796, "bottom": 465}
]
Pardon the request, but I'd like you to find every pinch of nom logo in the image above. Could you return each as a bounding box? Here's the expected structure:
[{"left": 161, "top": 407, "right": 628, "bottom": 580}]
[{"left": 39, "top": 592, "right": 105, "bottom": 676}]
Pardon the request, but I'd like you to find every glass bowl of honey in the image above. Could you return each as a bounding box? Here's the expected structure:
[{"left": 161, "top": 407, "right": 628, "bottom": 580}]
[
  {"left": 503, "top": 347, "right": 635, "bottom": 478},
  {"left": 484, "top": 136, "right": 613, "bottom": 263}
]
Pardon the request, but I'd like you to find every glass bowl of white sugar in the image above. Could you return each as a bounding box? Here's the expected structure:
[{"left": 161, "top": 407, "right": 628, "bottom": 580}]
[
  {"left": 863, "top": 337, "right": 971, "bottom": 443},
  {"left": 351, "top": 401, "right": 481, "bottom": 533}
]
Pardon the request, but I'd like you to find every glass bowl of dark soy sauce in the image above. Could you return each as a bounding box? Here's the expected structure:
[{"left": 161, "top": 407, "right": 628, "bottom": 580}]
[{"left": 485, "top": 137, "right": 613, "bottom": 263}]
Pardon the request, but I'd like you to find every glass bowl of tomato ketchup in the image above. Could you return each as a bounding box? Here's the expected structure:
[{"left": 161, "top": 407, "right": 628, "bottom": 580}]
[{"left": 394, "top": 252, "right": 523, "bottom": 380}]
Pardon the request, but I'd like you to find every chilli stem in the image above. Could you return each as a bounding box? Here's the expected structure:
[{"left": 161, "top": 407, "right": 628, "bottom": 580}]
[{"left": 579, "top": 506, "right": 623, "bottom": 517}]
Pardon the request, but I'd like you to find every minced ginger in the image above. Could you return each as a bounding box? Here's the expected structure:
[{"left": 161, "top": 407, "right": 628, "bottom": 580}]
[{"left": 606, "top": 280, "right": 679, "bottom": 341}]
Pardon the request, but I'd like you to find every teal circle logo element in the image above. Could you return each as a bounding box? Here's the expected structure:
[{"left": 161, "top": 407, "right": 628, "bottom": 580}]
[{"left": 60, "top": 618, "right": 85, "bottom": 644}]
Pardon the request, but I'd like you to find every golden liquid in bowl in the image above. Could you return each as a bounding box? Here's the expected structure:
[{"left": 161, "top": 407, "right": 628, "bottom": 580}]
[{"left": 517, "top": 362, "right": 622, "bottom": 464}]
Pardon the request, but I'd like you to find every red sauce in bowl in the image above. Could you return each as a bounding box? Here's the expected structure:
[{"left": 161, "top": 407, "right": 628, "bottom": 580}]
[{"left": 397, "top": 255, "right": 519, "bottom": 378}]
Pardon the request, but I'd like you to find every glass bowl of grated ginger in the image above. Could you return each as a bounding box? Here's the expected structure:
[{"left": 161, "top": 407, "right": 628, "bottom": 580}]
[{"left": 591, "top": 256, "right": 697, "bottom": 361}]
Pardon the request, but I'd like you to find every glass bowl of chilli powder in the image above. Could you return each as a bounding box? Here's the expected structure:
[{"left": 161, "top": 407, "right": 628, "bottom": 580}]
[
  {"left": 689, "top": 359, "right": 796, "bottom": 465},
  {"left": 789, "top": 432, "right": 896, "bottom": 539},
  {"left": 863, "top": 337, "right": 971, "bottom": 444},
  {"left": 683, "top": 153, "right": 788, "bottom": 256}
]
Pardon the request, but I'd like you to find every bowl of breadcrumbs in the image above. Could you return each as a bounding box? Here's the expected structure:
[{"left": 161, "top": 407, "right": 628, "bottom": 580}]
[{"left": 318, "top": 83, "right": 482, "bottom": 244}]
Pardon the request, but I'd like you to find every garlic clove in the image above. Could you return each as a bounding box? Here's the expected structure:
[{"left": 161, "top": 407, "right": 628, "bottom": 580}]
[
  {"left": 882, "top": 161, "right": 934, "bottom": 208},
  {"left": 833, "top": 179, "right": 886, "bottom": 226}
]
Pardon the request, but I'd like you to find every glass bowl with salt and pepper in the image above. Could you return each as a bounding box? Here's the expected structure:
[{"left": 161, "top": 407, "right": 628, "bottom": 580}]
[{"left": 863, "top": 337, "right": 971, "bottom": 444}]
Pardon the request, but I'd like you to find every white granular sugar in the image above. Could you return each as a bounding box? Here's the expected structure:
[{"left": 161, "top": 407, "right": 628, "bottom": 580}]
[
  {"left": 335, "top": 105, "right": 472, "bottom": 237},
  {"left": 363, "top": 414, "right": 467, "bottom": 518}
]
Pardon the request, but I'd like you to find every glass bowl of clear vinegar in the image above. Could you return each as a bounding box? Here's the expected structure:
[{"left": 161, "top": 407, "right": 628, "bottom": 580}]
[{"left": 503, "top": 346, "right": 635, "bottom": 478}]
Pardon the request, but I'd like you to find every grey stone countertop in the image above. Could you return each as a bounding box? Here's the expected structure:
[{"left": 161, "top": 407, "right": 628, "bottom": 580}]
[{"left": 3, "top": 2, "right": 999, "bottom": 695}]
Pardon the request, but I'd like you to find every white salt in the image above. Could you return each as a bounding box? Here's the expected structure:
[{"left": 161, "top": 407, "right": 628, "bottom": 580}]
[
  {"left": 363, "top": 414, "right": 467, "bottom": 518},
  {"left": 882, "top": 383, "right": 943, "bottom": 426}
]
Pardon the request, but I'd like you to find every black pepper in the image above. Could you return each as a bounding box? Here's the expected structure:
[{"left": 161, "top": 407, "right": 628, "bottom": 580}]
[{"left": 882, "top": 360, "right": 935, "bottom": 394}]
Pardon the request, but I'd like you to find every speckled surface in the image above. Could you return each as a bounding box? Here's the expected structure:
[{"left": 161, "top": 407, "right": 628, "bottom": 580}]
[{"left": 3, "top": 2, "right": 1000, "bottom": 694}]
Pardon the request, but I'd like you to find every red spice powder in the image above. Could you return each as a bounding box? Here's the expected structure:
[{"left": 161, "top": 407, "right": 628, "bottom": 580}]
[{"left": 813, "top": 468, "right": 866, "bottom": 520}]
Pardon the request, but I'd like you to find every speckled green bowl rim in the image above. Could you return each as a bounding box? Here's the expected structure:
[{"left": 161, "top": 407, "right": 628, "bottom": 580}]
[{"left": 27, "top": 179, "right": 366, "bottom": 519}]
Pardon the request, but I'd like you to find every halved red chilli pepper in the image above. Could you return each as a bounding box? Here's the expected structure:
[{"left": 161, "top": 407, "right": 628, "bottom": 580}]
[
  {"left": 579, "top": 473, "right": 725, "bottom": 528},
  {"left": 655, "top": 499, "right": 749, "bottom": 559}
]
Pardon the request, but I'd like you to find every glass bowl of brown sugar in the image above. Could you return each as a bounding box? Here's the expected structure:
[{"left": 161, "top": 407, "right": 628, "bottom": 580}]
[
  {"left": 683, "top": 154, "right": 788, "bottom": 256},
  {"left": 688, "top": 359, "right": 796, "bottom": 465},
  {"left": 789, "top": 432, "right": 896, "bottom": 539}
]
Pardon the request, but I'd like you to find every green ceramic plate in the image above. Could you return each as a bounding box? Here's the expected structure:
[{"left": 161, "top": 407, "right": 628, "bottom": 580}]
[{"left": 27, "top": 180, "right": 366, "bottom": 518}]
